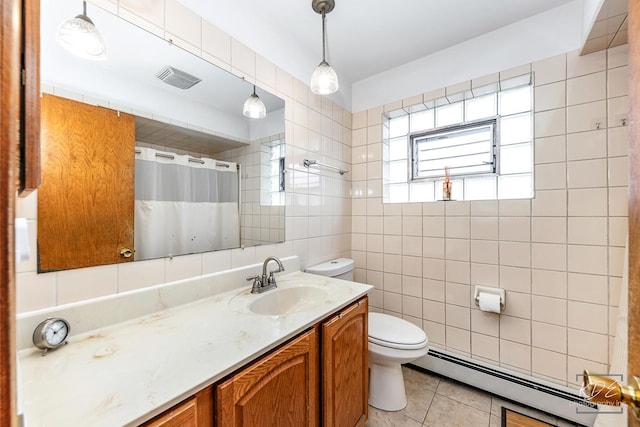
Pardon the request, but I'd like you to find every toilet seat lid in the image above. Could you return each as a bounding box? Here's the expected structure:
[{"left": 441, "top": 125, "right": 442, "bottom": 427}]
[{"left": 368, "top": 313, "right": 427, "bottom": 349}]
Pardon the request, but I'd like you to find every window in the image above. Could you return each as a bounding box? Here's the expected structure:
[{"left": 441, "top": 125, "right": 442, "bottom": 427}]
[
  {"left": 383, "top": 74, "right": 533, "bottom": 203},
  {"left": 411, "top": 119, "right": 496, "bottom": 180},
  {"left": 260, "top": 138, "right": 285, "bottom": 206}
]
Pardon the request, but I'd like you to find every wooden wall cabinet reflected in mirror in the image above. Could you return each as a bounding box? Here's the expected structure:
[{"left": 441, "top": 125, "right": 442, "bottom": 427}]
[{"left": 38, "top": 94, "right": 135, "bottom": 271}]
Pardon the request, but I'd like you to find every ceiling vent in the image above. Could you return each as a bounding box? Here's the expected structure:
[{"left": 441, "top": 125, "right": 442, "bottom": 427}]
[{"left": 156, "top": 66, "right": 202, "bottom": 89}]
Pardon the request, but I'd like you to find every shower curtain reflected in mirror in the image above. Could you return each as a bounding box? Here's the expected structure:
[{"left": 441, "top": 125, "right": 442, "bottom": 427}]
[{"left": 134, "top": 147, "right": 240, "bottom": 261}]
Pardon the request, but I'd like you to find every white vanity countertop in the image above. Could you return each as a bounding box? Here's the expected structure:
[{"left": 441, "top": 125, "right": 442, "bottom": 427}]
[{"left": 18, "top": 271, "right": 372, "bottom": 427}]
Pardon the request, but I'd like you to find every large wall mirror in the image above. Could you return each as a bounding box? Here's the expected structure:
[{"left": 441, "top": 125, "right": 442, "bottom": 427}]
[{"left": 39, "top": 0, "right": 286, "bottom": 272}]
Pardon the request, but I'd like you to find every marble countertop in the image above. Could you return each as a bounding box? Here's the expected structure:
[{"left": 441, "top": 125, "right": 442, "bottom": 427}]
[{"left": 18, "top": 271, "right": 372, "bottom": 427}]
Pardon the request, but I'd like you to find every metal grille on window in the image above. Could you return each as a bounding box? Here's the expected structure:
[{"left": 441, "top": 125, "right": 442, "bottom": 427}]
[{"left": 411, "top": 120, "right": 496, "bottom": 181}]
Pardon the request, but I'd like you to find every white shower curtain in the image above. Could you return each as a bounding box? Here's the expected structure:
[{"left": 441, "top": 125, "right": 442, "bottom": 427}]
[{"left": 134, "top": 147, "right": 240, "bottom": 260}]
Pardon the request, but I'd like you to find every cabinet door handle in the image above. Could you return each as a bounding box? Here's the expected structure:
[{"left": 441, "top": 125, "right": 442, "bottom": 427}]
[
  {"left": 338, "top": 313, "right": 343, "bottom": 319},
  {"left": 120, "top": 248, "right": 133, "bottom": 258}
]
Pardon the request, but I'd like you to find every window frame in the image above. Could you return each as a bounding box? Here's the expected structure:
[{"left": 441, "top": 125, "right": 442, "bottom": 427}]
[{"left": 410, "top": 118, "right": 498, "bottom": 182}]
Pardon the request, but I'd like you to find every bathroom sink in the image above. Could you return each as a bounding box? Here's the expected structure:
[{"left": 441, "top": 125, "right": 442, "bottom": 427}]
[{"left": 248, "top": 286, "right": 328, "bottom": 316}]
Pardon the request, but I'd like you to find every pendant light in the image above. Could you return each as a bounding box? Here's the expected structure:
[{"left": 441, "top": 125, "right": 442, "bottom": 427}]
[
  {"left": 57, "top": 1, "right": 107, "bottom": 61},
  {"left": 243, "top": 85, "right": 267, "bottom": 119},
  {"left": 310, "top": 0, "right": 339, "bottom": 95}
]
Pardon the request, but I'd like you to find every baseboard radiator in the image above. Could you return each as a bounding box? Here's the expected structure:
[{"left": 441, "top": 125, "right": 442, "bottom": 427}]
[{"left": 410, "top": 349, "right": 598, "bottom": 426}]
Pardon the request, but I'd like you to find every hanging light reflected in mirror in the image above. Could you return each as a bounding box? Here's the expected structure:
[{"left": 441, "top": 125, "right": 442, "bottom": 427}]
[
  {"left": 243, "top": 85, "right": 267, "bottom": 119},
  {"left": 57, "top": 1, "right": 107, "bottom": 61},
  {"left": 310, "top": 0, "right": 338, "bottom": 95}
]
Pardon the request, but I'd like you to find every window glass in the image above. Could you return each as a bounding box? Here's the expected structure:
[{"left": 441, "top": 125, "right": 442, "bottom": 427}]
[
  {"left": 389, "top": 116, "right": 409, "bottom": 138},
  {"left": 500, "top": 144, "right": 532, "bottom": 174},
  {"left": 389, "top": 160, "right": 408, "bottom": 183},
  {"left": 410, "top": 109, "right": 434, "bottom": 133},
  {"left": 465, "top": 93, "right": 497, "bottom": 121},
  {"left": 500, "top": 113, "right": 531, "bottom": 145},
  {"left": 498, "top": 174, "right": 532, "bottom": 199},
  {"left": 389, "top": 137, "right": 408, "bottom": 161},
  {"left": 500, "top": 86, "right": 531, "bottom": 115},
  {"left": 436, "top": 102, "right": 463, "bottom": 127},
  {"left": 464, "top": 176, "right": 497, "bottom": 200},
  {"left": 410, "top": 181, "right": 435, "bottom": 202}
]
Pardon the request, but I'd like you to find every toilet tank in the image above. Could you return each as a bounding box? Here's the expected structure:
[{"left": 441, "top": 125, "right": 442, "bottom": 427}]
[{"left": 305, "top": 258, "right": 354, "bottom": 281}]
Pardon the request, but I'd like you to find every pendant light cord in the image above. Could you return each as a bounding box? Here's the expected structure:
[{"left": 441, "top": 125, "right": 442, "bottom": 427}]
[
  {"left": 82, "top": 0, "right": 87, "bottom": 16},
  {"left": 321, "top": 10, "right": 327, "bottom": 62}
]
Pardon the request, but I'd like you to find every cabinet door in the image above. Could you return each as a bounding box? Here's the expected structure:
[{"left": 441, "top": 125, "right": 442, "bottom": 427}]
[
  {"left": 216, "top": 328, "right": 319, "bottom": 427},
  {"left": 142, "top": 386, "right": 213, "bottom": 427},
  {"left": 321, "top": 297, "right": 368, "bottom": 427},
  {"left": 38, "top": 94, "right": 135, "bottom": 271}
]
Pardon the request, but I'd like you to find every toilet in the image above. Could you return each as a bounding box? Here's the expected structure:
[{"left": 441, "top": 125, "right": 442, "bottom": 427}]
[
  {"left": 305, "top": 258, "right": 355, "bottom": 281},
  {"left": 367, "top": 312, "right": 429, "bottom": 411},
  {"left": 305, "top": 258, "right": 429, "bottom": 412}
]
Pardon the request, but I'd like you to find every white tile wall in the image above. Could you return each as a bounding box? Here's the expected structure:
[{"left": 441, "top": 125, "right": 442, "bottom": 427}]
[{"left": 353, "top": 45, "right": 629, "bottom": 387}]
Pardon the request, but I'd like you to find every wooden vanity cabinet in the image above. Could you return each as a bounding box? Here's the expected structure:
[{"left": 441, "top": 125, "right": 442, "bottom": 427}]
[
  {"left": 215, "top": 328, "right": 319, "bottom": 427},
  {"left": 142, "top": 386, "right": 213, "bottom": 427},
  {"left": 321, "top": 296, "right": 368, "bottom": 427},
  {"left": 145, "top": 296, "right": 368, "bottom": 427}
]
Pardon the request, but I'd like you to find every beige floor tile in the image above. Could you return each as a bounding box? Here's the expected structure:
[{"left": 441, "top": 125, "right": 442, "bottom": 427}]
[
  {"left": 435, "top": 378, "right": 492, "bottom": 412},
  {"left": 423, "top": 394, "right": 491, "bottom": 427},
  {"left": 365, "top": 406, "right": 422, "bottom": 427},
  {"left": 403, "top": 365, "right": 441, "bottom": 392},
  {"left": 489, "top": 414, "right": 501, "bottom": 427},
  {"left": 399, "top": 366, "right": 437, "bottom": 422}
]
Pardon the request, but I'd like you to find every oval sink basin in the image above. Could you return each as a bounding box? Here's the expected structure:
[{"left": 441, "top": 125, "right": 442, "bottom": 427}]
[{"left": 249, "top": 286, "right": 328, "bottom": 316}]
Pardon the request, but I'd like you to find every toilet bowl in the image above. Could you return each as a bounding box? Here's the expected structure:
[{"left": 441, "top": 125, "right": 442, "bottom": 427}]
[
  {"left": 305, "top": 258, "right": 429, "bottom": 411},
  {"left": 368, "top": 312, "right": 429, "bottom": 411}
]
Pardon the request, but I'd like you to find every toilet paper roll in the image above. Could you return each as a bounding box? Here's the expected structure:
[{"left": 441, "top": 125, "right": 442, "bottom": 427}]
[{"left": 478, "top": 292, "right": 501, "bottom": 313}]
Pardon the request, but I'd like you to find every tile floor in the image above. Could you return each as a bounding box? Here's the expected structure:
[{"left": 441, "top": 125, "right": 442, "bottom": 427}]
[{"left": 364, "top": 366, "right": 586, "bottom": 427}]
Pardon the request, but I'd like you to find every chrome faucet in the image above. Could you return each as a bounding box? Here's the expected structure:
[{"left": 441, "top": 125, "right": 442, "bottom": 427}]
[{"left": 246, "top": 256, "right": 285, "bottom": 294}]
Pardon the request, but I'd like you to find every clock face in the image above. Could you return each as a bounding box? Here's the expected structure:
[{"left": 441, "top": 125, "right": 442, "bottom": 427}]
[
  {"left": 33, "top": 318, "right": 70, "bottom": 352},
  {"left": 44, "top": 319, "right": 68, "bottom": 346}
]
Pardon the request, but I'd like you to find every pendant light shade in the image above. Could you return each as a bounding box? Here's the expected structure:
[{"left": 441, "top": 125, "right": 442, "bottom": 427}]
[
  {"left": 310, "top": 0, "right": 339, "bottom": 95},
  {"left": 311, "top": 61, "right": 339, "bottom": 95},
  {"left": 57, "top": 1, "right": 107, "bottom": 60},
  {"left": 243, "top": 85, "right": 267, "bottom": 119}
]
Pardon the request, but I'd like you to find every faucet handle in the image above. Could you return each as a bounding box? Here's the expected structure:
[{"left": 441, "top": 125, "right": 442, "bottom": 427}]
[
  {"left": 246, "top": 274, "right": 261, "bottom": 286},
  {"left": 247, "top": 274, "right": 263, "bottom": 293}
]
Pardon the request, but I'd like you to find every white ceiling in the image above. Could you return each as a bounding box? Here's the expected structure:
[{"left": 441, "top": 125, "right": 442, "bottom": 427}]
[{"left": 178, "top": 0, "right": 577, "bottom": 89}]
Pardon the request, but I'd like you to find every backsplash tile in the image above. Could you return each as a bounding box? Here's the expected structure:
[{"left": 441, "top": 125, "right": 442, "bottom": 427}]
[
  {"left": 118, "top": 258, "right": 166, "bottom": 292},
  {"left": 57, "top": 264, "right": 118, "bottom": 305}
]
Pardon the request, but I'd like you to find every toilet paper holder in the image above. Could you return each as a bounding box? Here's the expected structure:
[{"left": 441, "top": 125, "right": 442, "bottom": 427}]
[{"left": 473, "top": 285, "right": 506, "bottom": 311}]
